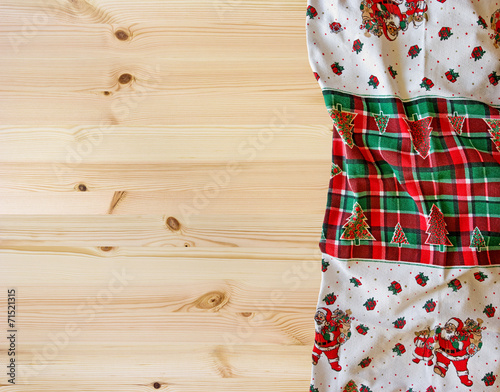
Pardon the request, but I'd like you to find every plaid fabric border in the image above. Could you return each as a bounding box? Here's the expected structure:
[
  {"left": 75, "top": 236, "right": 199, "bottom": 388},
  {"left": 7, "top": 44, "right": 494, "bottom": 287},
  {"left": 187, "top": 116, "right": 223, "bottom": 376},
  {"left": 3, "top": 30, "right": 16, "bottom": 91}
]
[{"left": 320, "top": 90, "right": 500, "bottom": 266}]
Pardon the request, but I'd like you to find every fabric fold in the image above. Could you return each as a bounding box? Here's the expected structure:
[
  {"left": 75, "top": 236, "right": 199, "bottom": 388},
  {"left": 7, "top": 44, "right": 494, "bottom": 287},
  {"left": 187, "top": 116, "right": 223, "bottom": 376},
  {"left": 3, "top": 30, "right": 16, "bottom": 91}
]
[{"left": 307, "top": 1, "right": 499, "bottom": 390}]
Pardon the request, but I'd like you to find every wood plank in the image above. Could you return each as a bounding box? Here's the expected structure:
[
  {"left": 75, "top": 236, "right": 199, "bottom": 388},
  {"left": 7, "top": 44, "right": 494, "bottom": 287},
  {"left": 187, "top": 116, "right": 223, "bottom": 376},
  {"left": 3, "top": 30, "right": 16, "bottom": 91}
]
[
  {"left": 14, "top": 345, "right": 312, "bottom": 381},
  {"left": 1, "top": 1, "right": 308, "bottom": 60},
  {"left": 0, "top": 125, "right": 331, "bottom": 163},
  {"left": 0, "top": 188, "right": 328, "bottom": 215},
  {"left": 0, "top": 247, "right": 318, "bottom": 390},
  {"left": 0, "top": 161, "right": 330, "bottom": 192},
  {"left": 0, "top": 1, "right": 326, "bottom": 127},
  {"left": 0, "top": 213, "right": 324, "bottom": 247},
  {"left": 0, "top": 245, "right": 322, "bottom": 258},
  {"left": 0, "top": 379, "right": 312, "bottom": 392},
  {"left": 0, "top": 247, "right": 321, "bottom": 308},
  {"left": 0, "top": 91, "right": 325, "bottom": 127}
]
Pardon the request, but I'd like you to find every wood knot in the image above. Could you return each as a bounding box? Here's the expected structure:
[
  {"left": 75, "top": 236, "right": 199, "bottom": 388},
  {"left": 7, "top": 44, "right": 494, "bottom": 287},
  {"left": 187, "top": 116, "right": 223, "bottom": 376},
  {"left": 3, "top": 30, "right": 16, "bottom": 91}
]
[
  {"left": 184, "top": 242, "right": 191, "bottom": 247},
  {"left": 115, "top": 30, "right": 129, "bottom": 41},
  {"left": 241, "top": 312, "right": 253, "bottom": 318},
  {"left": 100, "top": 246, "right": 113, "bottom": 252},
  {"left": 76, "top": 183, "right": 87, "bottom": 192},
  {"left": 212, "top": 346, "right": 233, "bottom": 378},
  {"left": 118, "top": 73, "right": 132, "bottom": 84},
  {"left": 196, "top": 291, "right": 228, "bottom": 311},
  {"left": 108, "top": 191, "right": 126, "bottom": 214},
  {"left": 165, "top": 216, "right": 181, "bottom": 231},
  {"left": 153, "top": 382, "right": 161, "bottom": 389},
  {"left": 103, "top": 91, "right": 111, "bottom": 96}
]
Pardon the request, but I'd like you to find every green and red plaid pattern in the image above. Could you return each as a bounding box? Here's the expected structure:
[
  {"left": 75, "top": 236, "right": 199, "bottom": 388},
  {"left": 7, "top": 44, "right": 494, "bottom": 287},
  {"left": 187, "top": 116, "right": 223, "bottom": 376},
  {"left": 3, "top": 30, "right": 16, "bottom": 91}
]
[{"left": 320, "top": 90, "right": 500, "bottom": 266}]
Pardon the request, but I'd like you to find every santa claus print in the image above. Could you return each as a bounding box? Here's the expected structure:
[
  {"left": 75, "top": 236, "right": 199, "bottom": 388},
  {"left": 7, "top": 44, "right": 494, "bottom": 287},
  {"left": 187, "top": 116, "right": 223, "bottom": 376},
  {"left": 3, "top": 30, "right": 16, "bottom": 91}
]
[
  {"left": 412, "top": 327, "right": 435, "bottom": 366},
  {"left": 312, "top": 307, "right": 353, "bottom": 371},
  {"left": 359, "top": 0, "right": 428, "bottom": 41},
  {"left": 405, "top": 0, "right": 428, "bottom": 28},
  {"left": 490, "top": 8, "right": 500, "bottom": 48},
  {"left": 433, "top": 317, "right": 485, "bottom": 387}
]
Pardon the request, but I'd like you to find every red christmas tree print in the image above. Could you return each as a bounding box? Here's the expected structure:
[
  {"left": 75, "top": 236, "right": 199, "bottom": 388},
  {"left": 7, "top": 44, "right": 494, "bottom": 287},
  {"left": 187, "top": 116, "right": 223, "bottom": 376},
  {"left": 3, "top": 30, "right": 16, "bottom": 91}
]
[
  {"left": 404, "top": 115, "right": 433, "bottom": 159},
  {"left": 425, "top": 204, "right": 453, "bottom": 252},
  {"left": 484, "top": 118, "right": 500, "bottom": 152},
  {"left": 329, "top": 104, "right": 357, "bottom": 149},
  {"left": 391, "top": 222, "right": 410, "bottom": 247},
  {"left": 341, "top": 202, "right": 376, "bottom": 246},
  {"left": 374, "top": 111, "right": 390, "bottom": 133},
  {"left": 448, "top": 112, "right": 466, "bottom": 135},
  {"left": 470, "top": 226, "right": 486, "bottom": 252}
]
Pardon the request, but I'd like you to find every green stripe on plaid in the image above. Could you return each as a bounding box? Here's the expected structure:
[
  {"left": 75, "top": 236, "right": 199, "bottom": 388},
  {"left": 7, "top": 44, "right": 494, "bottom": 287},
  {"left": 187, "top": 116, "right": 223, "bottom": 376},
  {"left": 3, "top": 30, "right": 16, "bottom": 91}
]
[
  {"left": 323, "top": 91, "right": 497, "bottom": 118},
  {"left": 345, "top": 159, "right": 500, "bottom": 183},
  {"left": 360, "top": 133, "right": 495, "bottom": 155}
]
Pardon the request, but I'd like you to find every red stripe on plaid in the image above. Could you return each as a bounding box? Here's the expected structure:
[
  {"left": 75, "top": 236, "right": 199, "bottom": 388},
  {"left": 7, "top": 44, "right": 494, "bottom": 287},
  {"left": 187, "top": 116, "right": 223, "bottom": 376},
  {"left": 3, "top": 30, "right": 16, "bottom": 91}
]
[{"left": 321, "top": 240, "right": 498, "bottom": 266}]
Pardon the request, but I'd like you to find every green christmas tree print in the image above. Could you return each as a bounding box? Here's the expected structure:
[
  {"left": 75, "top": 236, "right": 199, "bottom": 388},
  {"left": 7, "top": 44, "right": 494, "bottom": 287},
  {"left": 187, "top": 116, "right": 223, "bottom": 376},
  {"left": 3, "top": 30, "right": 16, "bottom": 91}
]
[
  {"left": 391, "top": 223, "right": 410, "bottom": 247},
  {"left": 448, "top": 112, "right": 466, "bottom": 135},
  {"left": 341, "top": 202, "right": 376, "bottom": 246},
  {"left": 470, "top": 227, "right": 486, "bottom": 252},
  {"left": 484, "top": 118, "right": 500, "bottom": 152},
  {"left": 329, "top": 104, "right": 357, "bottom": 149},
  {"left": 404, "top": 115, "right": 433, "bottom": 159},
  {"left": 425, "top": 204, "right": 453, "bottom": 252},
  {"left": 374, "top": 111, "right": 390, "bottom": 133}
]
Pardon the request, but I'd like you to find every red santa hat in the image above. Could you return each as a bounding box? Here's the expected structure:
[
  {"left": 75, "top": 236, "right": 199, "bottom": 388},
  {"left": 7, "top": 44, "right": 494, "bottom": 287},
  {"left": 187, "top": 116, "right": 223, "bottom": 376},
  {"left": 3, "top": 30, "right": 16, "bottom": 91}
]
[
  {"left": 317, "top": 307, "right": 332, "bottom": 322},
  {"left": 446, "top": 317, "right": 463, "bottom": 331}
]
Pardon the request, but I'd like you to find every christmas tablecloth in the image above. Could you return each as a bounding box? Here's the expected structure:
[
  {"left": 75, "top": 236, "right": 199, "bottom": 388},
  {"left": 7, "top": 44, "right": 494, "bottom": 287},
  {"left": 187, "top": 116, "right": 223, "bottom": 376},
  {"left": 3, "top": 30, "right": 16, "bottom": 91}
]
[{"left": 306, "top": 1, "right": 499, "bottom": 391}]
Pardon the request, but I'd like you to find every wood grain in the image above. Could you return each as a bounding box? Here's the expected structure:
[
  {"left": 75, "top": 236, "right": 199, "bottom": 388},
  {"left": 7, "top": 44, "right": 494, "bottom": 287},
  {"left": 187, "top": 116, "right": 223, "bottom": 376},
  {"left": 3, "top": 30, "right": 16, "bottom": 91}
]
[
  {"left": 0, "top": 247, "right": 320, "bottom": 390},
  {"left": 0, "top": 0, "right": 327, "bottom": 390}
]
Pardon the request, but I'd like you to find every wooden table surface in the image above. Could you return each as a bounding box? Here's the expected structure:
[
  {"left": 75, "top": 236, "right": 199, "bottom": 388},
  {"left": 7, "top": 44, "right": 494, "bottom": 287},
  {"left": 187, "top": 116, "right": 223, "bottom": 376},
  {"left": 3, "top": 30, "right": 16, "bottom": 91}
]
[{"left": 0, "top": 1, "right": 332, "bottom": 390}]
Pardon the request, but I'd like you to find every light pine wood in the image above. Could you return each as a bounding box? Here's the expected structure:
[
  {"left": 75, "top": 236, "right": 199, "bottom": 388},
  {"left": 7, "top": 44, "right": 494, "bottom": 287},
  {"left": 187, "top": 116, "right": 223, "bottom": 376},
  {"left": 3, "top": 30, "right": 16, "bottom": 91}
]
[{"left": 0, "top": 0, "right": 329, "bottom": 390}]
